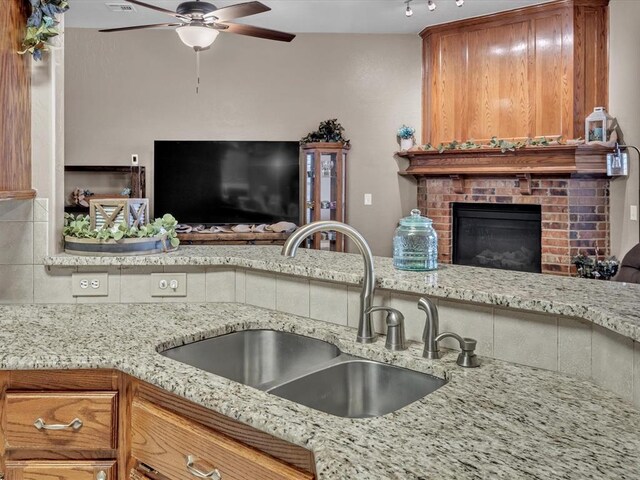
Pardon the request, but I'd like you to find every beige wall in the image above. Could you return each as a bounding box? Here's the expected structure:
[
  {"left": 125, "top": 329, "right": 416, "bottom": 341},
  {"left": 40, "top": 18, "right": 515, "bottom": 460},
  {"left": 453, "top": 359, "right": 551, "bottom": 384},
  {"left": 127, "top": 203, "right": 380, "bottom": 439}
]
[
  {"left": 609, "top": 0, "right": 640, "bottom": 258},
  {"left": 63, "top": 29, "right": 421, "bottom": 256}
]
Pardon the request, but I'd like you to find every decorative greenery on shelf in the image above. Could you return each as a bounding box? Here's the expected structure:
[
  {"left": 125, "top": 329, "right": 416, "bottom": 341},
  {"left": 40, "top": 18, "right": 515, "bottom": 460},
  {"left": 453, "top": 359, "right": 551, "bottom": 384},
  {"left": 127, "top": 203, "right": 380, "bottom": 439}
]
[
  {"left": 397, "top": 125, "right": 415, "bottom": 140},
  {"left": 21, "top": 0, "right": 69, "bottom": 61},
  {"left": 300, "top": 119, "right": 350, "bottom": 146},
  {"left": 63, "top": 213, "right": 180, "bottom": 248},
  {"left": 572, "top": 250, "right": 619, "bottom": 280},
  {"left": 421, "top": 136, "right": 562, "bottom": 154}
]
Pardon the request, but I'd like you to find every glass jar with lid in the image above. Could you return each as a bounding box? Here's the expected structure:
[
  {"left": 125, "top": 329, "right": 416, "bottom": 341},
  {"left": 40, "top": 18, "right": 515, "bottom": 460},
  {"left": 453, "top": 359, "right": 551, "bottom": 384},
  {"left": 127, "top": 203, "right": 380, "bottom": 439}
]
[{"left": 393, "top": 209, "right": 438, "bottom": 271}]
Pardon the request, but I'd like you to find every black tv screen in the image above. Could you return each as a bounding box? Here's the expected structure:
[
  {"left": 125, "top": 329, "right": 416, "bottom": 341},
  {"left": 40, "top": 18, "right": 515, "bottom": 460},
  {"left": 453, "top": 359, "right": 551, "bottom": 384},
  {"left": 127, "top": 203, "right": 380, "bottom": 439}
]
[{"left": 154, "top": 141, "right": 300, "bottom": 225}]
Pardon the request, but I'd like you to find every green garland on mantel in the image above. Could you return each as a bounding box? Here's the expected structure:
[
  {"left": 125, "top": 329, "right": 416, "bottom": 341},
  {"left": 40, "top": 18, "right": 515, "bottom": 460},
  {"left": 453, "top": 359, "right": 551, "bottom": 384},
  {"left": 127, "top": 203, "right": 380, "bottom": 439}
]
[
  {"left": 20, "top": 0, "right": 69, "bottom": 61},
  {"left": 421, "top": 136, "right": 572, "bottom": 154}
]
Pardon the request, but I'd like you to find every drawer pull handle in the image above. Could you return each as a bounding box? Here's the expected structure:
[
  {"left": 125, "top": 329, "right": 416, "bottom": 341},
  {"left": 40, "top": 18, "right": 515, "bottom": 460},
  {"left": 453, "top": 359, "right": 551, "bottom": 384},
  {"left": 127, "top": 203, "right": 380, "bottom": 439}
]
[
  {"left": 33, "top": 417, "right": 83, "bottom": 431},
  {"left": 186, "top": 455, "right": 221, "bottom": 479}
]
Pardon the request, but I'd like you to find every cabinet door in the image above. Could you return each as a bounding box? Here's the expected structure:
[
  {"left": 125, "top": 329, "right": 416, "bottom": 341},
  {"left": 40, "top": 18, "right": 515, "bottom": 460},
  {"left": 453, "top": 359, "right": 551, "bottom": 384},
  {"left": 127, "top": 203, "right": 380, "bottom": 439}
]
[
  {"left": 131, "top": 399, "right": 313, "bottom": 480},
  {"left": 4, "top": 461, "right": 116, "bottom": 480},
  {"left": 4, "top": 392, "right": 118, "bottom": 450}
]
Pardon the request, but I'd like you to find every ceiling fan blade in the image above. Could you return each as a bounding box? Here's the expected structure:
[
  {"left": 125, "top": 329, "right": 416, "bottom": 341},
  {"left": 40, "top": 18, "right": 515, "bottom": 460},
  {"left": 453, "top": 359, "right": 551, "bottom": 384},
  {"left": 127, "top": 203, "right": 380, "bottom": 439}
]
[
  {"left": 125, "top": 0, "right": 190, "bottom": 20},
  {"left": 204, "top": 1, "right": 270, "bottom": 21},
  {"left": 219, "top": 22, "right": 295, "bottom": 42},
  {"left": 99, "top": 22, "right": 182, "bottom": 32}
]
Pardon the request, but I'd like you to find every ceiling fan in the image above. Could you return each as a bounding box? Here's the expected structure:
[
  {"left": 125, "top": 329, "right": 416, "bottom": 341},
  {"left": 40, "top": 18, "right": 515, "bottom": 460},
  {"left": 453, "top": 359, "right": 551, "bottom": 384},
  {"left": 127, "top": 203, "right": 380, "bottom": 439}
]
[{"left": 99, "top": 0, "right": 295, "bottom": 50}]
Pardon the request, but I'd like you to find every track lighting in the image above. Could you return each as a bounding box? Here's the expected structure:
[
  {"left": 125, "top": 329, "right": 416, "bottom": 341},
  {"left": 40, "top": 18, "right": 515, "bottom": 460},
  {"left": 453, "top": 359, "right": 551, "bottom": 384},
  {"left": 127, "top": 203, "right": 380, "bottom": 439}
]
[
  {"left": 403, "top": 0, "right": 465, "bottom": 17},
  {"left": 405, "top": 0, "right": 413, "bottom": 16}
]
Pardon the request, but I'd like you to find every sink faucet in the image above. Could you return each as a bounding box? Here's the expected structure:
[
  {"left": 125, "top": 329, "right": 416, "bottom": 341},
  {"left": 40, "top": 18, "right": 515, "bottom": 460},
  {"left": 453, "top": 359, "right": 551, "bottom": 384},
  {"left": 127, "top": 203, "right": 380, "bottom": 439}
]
[
  {"left": 282, "top": 221, "right": 377, "bottom": 344},
  {"left": 418, "top": 297, "right": 440, "bottom": 360},
  {"left": 418, "top": 297, "right": 480, "bottom": 368}
]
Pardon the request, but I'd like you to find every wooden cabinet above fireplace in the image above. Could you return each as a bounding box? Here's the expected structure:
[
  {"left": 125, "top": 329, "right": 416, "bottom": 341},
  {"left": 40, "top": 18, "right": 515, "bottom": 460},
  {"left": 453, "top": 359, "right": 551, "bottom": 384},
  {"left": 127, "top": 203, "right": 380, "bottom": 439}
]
[{"left": 420, "top": 0, "right": 609, "bottom": 145}]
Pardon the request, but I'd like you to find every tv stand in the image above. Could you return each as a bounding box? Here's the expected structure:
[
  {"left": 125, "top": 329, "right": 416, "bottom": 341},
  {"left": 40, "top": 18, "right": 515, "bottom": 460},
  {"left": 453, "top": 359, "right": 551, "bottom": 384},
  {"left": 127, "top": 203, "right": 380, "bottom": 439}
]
[{"left": 177, "top": 231, "right": 290, "bottom": 245}]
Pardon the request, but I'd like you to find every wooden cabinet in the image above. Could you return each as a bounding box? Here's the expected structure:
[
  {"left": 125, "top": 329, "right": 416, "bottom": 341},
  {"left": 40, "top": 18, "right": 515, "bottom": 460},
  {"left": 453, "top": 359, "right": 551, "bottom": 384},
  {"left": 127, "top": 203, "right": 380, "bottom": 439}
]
[
  {"left": 0, "top": 371, "right": 317, "bottom": 480},
  {"left": 4, "top": 392, "right": 118, "bottom": 451},
  {"left": 421, "top": 0, "right": 608, "bottom": 144},
  {"left": 300, "top": 142, "right": 349, "bottom": 252},
  {"left": 0, "top": 0, "right": 34, "bottom": 200},
  {"left": 0, "top": 371, "right": 122, "bottom": 480},
  {"left": 131, "top": 399, "right": 312, "bottom": 480},
  {"left": 5, "top": 461, "right": 116, "bottom": 480}
]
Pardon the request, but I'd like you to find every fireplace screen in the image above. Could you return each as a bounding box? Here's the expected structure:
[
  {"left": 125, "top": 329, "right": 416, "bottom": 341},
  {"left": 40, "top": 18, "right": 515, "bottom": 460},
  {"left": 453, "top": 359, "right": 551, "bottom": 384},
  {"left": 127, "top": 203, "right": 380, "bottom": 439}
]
[{"left": 452, "top": 203, "right": 542, "bottom": 273}]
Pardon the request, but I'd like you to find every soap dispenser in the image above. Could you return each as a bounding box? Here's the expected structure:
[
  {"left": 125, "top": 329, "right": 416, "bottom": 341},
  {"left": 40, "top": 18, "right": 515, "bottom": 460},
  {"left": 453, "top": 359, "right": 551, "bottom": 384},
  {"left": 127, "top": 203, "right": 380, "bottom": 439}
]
[{"left": 393, "top": 209, "right": 438, "bottom": 271}]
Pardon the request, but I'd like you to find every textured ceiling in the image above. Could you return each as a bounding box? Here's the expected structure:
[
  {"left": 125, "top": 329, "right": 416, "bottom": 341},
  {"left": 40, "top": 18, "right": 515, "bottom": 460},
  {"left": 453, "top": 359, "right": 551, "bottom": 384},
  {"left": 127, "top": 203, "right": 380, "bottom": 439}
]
[{"left": 66, "top": 0, "right": 552, "bottom": 34}]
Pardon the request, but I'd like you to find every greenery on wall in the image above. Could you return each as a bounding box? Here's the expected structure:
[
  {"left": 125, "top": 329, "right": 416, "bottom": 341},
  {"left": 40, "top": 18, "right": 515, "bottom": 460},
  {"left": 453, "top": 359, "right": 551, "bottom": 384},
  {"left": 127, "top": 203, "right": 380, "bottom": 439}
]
[{"left": 21, "top": 0, "right": 69, "bottom": 61}]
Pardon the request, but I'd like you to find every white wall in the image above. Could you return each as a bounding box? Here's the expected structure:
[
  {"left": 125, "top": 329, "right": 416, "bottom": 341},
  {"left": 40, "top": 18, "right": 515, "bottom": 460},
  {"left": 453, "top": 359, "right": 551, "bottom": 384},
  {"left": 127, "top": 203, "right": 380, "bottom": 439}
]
[
  {"left": 63, "top": 29, "right": 421, "bottom": 256},
  {"left": 609, "top": 0, "right": 640, "bottom": 258}
]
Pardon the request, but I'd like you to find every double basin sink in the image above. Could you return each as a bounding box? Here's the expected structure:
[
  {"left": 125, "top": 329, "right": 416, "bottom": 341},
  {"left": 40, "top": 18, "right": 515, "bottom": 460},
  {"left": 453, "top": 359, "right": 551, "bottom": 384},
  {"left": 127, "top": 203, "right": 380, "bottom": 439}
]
[{"left": 161, "top": 330, "right": 446, "bottom": 418}]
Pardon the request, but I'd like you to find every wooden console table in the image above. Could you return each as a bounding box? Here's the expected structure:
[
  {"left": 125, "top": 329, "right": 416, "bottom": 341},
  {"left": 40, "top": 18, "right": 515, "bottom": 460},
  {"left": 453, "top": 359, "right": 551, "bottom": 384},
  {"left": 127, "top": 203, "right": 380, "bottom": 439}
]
[{"left": 178, "top": 232, "right": 291, "bottom": 246}]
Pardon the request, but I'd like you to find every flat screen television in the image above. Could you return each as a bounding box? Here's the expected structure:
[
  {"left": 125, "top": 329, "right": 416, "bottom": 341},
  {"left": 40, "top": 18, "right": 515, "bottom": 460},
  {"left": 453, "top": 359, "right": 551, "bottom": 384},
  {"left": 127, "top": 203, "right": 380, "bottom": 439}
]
[{"left": 154, "top": 141, "right": 300, "bottom": 225}]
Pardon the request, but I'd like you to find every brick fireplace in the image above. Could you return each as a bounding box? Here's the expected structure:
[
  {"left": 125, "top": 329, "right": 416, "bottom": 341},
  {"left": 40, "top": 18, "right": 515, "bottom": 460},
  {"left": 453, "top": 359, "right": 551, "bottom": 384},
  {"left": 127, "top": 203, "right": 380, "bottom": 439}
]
[
  {"left": 398, "top": 145, "right": 612, "bottom": 276},
  {"left": 417, "top": 176, "right": 609, "bottom": 275}
]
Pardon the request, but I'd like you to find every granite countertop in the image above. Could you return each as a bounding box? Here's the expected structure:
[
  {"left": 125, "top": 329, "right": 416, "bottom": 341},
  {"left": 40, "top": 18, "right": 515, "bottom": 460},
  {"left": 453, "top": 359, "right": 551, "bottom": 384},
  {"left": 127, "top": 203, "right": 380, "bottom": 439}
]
[
  {"left": 45, "top": 246, "right": 640, "bottom": 342},
  {"left": 1, "top": 302, "right": 638, "bottom": 479}
]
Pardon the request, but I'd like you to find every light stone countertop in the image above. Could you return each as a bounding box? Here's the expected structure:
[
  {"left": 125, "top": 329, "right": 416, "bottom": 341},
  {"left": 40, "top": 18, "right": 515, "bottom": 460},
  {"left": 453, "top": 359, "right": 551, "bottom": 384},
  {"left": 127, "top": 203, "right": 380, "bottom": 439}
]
[
  {"left": 0, "top": 302, "right": 639, "bottom": 480},
  {"left": 45, "top": 245, "right": 640, "bottom": 342}
]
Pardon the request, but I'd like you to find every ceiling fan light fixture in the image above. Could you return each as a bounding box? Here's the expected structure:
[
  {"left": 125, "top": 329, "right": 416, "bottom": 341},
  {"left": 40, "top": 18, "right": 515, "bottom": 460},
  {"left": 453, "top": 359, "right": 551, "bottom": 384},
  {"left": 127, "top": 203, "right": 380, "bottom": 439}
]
[
  {"left": 176, "top": 24, "right": 219, "bottom": 49},
  {"left": 427, "top": 0, "right": 436, "bottom": 11}
]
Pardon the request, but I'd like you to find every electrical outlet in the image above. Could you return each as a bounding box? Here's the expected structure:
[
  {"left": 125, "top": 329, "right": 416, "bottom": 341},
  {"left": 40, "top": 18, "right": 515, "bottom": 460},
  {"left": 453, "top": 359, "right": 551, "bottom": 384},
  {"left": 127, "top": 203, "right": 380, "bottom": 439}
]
[
  {"left": 364, "top": 193, "right": 373, "bottom": 205},
  {"left": 131, "top": 154, "right": 139, "bottom": 166},
  {"left": 72, "top": 273, "right": 109, "bottom": 297},
  {"left": 631, "top": 205, "right": 638, "bottom": 221},
  {"left": 151, "top": 273, "right": 187, "bottom": 297}
]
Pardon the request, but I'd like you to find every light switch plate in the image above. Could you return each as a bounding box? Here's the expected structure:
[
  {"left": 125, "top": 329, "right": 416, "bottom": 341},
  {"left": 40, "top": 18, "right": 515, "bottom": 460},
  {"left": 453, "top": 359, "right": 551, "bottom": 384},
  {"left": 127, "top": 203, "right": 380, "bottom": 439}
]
[
  {"left": 72, "top": 272, "right": 109, "bottom": 297},
  {"left": 150, "top": 273, "right": 187, "bottom": 297}
]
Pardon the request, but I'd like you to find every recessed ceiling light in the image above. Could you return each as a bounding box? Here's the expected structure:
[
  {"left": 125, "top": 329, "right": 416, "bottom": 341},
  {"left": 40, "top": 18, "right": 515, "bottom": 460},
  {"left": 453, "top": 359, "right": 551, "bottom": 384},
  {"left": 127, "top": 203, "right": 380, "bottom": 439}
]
[
  {"left": 456, "top": 0, "right": 464, "bottom": 6},
  {"left": 427, "top": 0, "right": 436, "bottom": 12}
]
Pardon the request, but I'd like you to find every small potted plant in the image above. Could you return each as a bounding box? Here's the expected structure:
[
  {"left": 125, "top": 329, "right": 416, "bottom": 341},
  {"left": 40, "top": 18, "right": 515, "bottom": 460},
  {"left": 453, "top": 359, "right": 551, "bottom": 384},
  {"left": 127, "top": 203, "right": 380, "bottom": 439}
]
[{"left": 397, "top": 125, "right": 416, "bottom": 151}]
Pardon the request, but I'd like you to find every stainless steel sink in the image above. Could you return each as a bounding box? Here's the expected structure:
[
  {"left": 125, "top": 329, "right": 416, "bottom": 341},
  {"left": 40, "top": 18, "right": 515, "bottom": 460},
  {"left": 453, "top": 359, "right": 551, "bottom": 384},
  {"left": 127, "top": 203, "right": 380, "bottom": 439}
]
[
  {"left": 268, "top": 360, "right": 446, "bottom": 418},
  {"left": 161, "top": 329, "right": 447, "bottom": 418},
  {"left": 161, "top": 329, "right": 341, "bottom": 389}
]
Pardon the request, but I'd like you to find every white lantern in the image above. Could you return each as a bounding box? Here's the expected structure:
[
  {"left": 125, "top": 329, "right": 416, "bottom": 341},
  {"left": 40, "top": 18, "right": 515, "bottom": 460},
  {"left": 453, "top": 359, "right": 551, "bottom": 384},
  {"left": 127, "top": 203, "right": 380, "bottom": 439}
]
[{"left": 585, "top": 107, "right": 614, "bottom": 143}]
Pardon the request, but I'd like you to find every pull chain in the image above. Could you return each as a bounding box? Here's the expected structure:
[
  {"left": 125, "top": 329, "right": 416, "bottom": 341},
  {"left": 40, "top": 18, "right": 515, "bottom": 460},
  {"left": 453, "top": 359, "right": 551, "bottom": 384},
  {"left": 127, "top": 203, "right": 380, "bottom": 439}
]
[{"left": 195, "top": 47, "right": 201, "bottom": 94}]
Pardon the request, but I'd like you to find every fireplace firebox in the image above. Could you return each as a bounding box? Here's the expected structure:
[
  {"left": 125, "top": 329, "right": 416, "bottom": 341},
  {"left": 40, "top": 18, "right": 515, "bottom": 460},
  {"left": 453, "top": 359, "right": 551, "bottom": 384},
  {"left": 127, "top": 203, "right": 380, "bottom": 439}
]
[{"left": 452, "top": 203, "right": 542, "bottom": 273}]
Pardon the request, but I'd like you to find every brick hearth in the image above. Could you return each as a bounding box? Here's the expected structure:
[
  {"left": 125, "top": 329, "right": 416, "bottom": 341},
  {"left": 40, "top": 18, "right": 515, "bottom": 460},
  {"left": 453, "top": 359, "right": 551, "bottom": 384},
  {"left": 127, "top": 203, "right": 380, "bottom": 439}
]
[{"left": 418, "top": 176, "right": 610, "bottom": 275}]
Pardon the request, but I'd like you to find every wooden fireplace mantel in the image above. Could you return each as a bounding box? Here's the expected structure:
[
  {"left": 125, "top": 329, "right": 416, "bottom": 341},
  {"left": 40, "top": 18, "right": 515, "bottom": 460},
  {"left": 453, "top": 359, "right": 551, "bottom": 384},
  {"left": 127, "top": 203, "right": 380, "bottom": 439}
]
[{"left": 396, "top": 145, "right": 611, "bottom": 177}]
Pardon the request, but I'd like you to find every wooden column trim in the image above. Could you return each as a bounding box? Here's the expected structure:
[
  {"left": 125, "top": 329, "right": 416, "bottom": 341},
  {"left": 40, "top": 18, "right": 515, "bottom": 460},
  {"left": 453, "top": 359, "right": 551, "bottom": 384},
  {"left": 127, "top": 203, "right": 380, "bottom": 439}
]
[
  {"left": 516, "top": 174, "right": 532, "bottom": 195},
  {"left": 450, "top": 175, "right": 465, "bottom": 194}
]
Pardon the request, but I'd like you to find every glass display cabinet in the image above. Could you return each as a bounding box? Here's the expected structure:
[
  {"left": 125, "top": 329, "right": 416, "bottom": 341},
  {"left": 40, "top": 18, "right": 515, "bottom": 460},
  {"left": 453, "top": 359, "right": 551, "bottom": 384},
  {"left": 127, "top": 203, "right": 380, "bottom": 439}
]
[{"left": 300, "top": 142, "right": 349, "bottom": 251}]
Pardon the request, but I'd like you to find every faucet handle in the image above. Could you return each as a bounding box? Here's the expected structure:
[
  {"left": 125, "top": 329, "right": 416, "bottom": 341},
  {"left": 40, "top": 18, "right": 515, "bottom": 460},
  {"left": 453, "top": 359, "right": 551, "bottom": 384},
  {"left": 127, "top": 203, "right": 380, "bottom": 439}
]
[{"left": 366, "top": 306, "right": 407, "bottom": 351}]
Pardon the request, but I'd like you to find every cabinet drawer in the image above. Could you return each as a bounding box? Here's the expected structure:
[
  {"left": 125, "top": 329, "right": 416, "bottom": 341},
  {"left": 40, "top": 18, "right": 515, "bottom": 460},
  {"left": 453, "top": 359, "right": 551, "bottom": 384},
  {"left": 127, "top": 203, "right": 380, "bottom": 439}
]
[
  {"left": 131, "top": 399, "right": 313, "bottom": 480},
  {"left": 4, "top": 460, "right": 116, "bottom": 480},
  {"left": 4, "top": 392, "right": 118, "bottom": 450}
]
